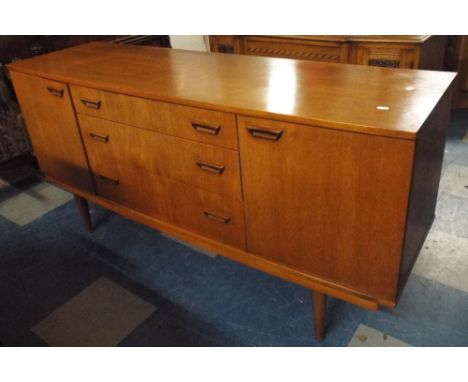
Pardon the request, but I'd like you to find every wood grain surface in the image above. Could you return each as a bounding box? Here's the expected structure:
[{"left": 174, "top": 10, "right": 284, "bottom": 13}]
[{"left": 7, "top": 42, "right": 456, "bottom": 140}]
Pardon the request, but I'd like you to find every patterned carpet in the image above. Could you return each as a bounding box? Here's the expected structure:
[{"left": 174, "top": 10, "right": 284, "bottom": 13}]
[{"left": 1, "top": 110, "right": 468, "bottom": 346}]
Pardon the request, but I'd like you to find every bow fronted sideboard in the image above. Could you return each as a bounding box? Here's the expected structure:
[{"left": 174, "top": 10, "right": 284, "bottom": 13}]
[
  {"left": 209, "top": 35, "right": 448, "bottom": 70},
  {"left": 7, "top": 42, "right": 456, "bottom": 340}
]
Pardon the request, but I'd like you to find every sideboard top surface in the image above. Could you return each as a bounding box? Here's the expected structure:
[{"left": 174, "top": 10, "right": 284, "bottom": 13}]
[{"left": 7, "top": 42, "right": 456, "bottom": 140}]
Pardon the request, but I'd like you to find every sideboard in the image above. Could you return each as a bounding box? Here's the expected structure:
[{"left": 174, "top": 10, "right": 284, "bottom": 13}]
[
  {"left": 209, "top": 35, "right": 448, "bottom": 70},
  {"left": 7, "top": 42, "right": 456, "bottom": 341}
]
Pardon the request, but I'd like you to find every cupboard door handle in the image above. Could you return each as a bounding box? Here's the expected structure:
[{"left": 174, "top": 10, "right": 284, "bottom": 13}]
[
  {"left": 89, "top": 132, "right": 109, "bottom": 143},
  {"left": 203, "top": 211, "right": 231, "bottom": 224},
  {"left": 81, "top": 98, "right": 101, "bottom": 109},
  {"left": 98, "top": 174, "right": 119, "bottom": 185},
  {"left": 192, "top": 122, "right": 221, "bottom": 135},
  {"left": 47, "top": 87, "right": 64, "bottom": 97},
  {"left": 247, "top": 127, "right": 283, "bottom": 141},
  {"left": 196, "top": 160, "right": 225, "bottom": 175}
]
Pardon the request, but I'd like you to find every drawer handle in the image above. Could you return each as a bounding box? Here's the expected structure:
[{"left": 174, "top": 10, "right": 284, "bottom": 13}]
[
  {"left": 89, "top": 132, "right": 109, "bottom": 143},
  {"left": 247, "top": 127, "right": 283, "bottom": 141},
  {"left": 196, "top": 160, "right": 225, "bottom": 175},
  {"left": 203, "top": 211, "right": 231, "bottom": 224},
  {"left": 192, "top": 122, "right": 221, "bottom": 135},
  {"left": 47, "top": 87, "right": 64, "bottom": 97},
  {"left": 98, "top": 174, "right": 119, "bottom": 185},
  {"left": 81, "top": 98, "right": 101, "bottom": 109}
]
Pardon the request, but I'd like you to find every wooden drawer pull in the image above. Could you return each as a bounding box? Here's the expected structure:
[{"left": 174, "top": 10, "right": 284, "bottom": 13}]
[
  {"left": 47, "top": 87, "right": 64, "bottom": 97},
  {"left": 203, "top": 211, "right": 231, "bottom": 224},
  {"left": 192, "top": 122, "right": 221, "bottom": 135},
  {"left": 247, "top": 127, "right": 283, "bottom": 141},
  {"left": 81, "top": 98, "right": 101, "bottom": 109},
  {"left": 196, "top": 160, "right": 225, "bottom": 175},
  {"left": 89, "top": 132, "right": 109, "bottom": 143},
  {"left": 98, "top": 174, "right": 119, "bottom": 185}
]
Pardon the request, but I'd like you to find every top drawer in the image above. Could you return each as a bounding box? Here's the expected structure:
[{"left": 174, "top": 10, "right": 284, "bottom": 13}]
[{"left": 70, "top": 85, "right": 238, "bottom": 150}]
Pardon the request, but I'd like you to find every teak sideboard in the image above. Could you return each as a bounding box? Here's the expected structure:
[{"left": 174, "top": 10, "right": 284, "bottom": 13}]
[{"left": 7, "top": 42, "right": 456, "bottom": 341}]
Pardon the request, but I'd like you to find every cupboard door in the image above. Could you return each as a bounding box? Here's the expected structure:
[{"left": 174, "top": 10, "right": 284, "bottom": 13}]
[
  {"left": 238, "top": 116, "right": 414, "bottom": 302},
  {"left": 10, "top": 71, "right": 93, "bottom": 192}
]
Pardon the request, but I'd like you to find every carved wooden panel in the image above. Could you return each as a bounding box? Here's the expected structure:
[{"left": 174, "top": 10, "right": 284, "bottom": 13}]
[
  {"left": 368, "top": 59, "right": 400, "bottom": 68},
  {"left": 244, "top": 37, "right": 347, "bottom": 63},
  {"left": 351, "top": 44, "right": 419, "bottom": 69}
]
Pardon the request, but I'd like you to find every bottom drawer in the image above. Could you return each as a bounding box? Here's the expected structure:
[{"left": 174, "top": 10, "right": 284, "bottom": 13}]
[
  {"left": 93, "top": 165, "right": 246, "bottom": 250},
  {"left": 171, "top": 185, "right": 246, "bottom": 250},
  {"left": 94, "top": 167, "right": 172, "bottom": 222}
]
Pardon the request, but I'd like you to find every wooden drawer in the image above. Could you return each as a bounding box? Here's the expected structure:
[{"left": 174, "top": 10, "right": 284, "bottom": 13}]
[
  {"left": 244, "top": 37, "right": 347, "bottom": 63},
  {"left": 70, "top": 85, "right": 238, "bottom": 150},
  {"left": 94, "top": 165, "right": 173, "bottom": 222},
  {"left": 93, "top": 162, "right": 246, "bottom": 249},
  {"left": 79, "top": 115, "right": 241, "bottom": 200},
  {"left": 171, "top": 183, "right": 246, "bottom": 249}
]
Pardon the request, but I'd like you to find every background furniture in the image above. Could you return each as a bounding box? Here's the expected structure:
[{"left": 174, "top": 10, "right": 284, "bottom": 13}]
[
  {"left": 8, "top": 43, "right": 455, "bottom": 340},
  {"left": 453, "top": 36, "right": 468, "bottom": 108},
  {"left": 0, "top": 35, "right": 170, "bottom": 163},
  {"left": 209, "top": 35, "right": 448, "bottom": 70}
]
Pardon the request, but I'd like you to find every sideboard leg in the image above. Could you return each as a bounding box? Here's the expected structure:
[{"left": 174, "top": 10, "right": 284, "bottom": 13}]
[
  {"left": 74, "top": 194, "right": 93, "bottom": 232},
  {"left": 312, "top": 290, "right": 326, "bottom": 341}
]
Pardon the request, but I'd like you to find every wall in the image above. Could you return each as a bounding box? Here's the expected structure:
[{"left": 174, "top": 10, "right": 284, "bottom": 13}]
[{"left": 169, "top": 35, "right": 209, "bottom": 52}]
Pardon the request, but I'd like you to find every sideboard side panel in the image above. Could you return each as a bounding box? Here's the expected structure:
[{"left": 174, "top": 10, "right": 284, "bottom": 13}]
[{"left": 398, "top": 87, "right": 453, "bottom": 296}]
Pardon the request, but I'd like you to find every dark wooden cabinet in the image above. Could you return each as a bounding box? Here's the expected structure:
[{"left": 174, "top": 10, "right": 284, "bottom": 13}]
[
  {"left": 209, "top": 35, "right": 447, "bottom": 70},
  {"left": 453, "top": 36, "right": 468, "bottom": 108}
]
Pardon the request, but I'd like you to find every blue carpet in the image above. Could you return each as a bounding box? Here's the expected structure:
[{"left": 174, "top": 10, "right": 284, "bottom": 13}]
[
  {"left": 1, "top": 198, "right": 468, "bottom": 346},
  {"left": 1, "top": 110, "right": 468, "bottom": 346}
]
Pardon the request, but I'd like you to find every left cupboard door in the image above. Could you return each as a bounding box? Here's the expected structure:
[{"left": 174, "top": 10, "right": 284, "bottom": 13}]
[{"left": 9, "top": 71, "right": 94, "bottom": 192}]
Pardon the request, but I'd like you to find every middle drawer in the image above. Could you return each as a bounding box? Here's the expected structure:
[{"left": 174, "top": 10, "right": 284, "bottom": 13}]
[{"left": 79, "top": 114, "right": 242, "bottom": 200}]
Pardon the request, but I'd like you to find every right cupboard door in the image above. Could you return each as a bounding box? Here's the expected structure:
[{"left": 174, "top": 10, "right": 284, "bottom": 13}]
[{"left": 238, "top": 116, "right": 415, "bottom": 302}]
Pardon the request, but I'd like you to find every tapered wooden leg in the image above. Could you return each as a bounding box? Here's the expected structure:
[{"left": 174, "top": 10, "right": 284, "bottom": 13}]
[
  {"left": 312, "top": 290, "right": 326, "bottom": 341},
  {"left": 74, "top": 194, "right": 93, "bottom": 232}
]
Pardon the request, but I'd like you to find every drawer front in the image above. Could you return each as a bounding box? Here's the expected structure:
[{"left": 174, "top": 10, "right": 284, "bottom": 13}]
[
  {"left": 92, "top": 162, "right": 246, "bottom": 249},
  {"left": 79, "top": 115, "right": 242, "bottom": 200},
  {"left": 244, "top": 37, "right": 346, "bottom": 63},
  {"left": 93, "top": 165, "right": 173, "bottom": 221},
  {"left": 70, "top": 85, "right": 238, "bottom": 150},
  {"left": 171, "top": 184, "right": 246, "bottom": 249}
]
